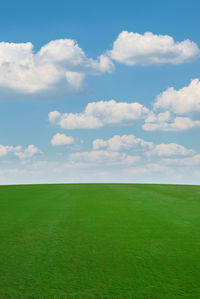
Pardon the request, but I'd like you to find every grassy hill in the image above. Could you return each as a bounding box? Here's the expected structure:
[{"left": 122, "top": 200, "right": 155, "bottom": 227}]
[{"left": 0, "top": 183, "right": 200, "bottom": 298}]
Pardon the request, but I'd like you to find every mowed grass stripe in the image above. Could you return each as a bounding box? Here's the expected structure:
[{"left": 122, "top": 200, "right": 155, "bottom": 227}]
[{"left": 0, "top": 184, "right": 200, "bottom": 298}]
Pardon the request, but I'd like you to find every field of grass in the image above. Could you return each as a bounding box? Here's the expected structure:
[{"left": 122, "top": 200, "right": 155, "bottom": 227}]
[{"left": 0, "top": 183, "right": 200, "bottom": 298}]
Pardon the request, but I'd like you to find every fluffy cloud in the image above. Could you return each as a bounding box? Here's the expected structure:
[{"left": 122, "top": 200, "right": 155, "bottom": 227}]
[
  {"left": 109, "top": 31, "right": 199, "bottom": 66},
  {"left": 154, "top": 79, "right": 200, "bottom": 114},
  {"left": 143, "top": 115, "right": 200, "bottom": 131},
  {"left": 48, "top": 111, "right": 61, "bottom": 123},
  {"left": 51, "top": 133, "right": 74, "bottom": 146},
  {"left": 142, "top": 79, "right": 200, "bottom": 131},
  {"left": 0, "top": 39, "right": 114, "bottom": 94},
  {"left": 92, "top": 134, "right": 194, "bottom": 158},
  {"left": 146, "top": 143, "right": 194, "bottom": 157},
  {"left": 93, "top": 134, "right": 153, "bottom": 151},
  {"left": 49, "top": 100, "right": 150, "bottom": 129},
  {"left": 0, "top": 144, "right": 41, "bottom": 160},
  {"left": 65, "top": 71, "right": 85, "bottom": 89},
  {"left": 49, "top": 112, "right": 101, "bottom": 129},
  {"left": 49, "top": 90, "right": 200, "bottom": 132},
  {"left": 145, "top": 111, "right": 171, "bottom": 123},
  {"left": 1, "top": 31, "right": 198, "bottom": 96}
]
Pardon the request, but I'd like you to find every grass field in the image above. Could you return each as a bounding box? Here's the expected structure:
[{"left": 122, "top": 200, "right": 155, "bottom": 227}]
[{"left": 0, "top": 183, "right": 200, "bottom": 298}]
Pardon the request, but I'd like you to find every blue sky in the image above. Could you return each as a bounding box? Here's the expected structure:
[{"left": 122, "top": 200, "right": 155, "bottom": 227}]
[{"left": 0, "top": 0, "right": 200, "bottom": 184}]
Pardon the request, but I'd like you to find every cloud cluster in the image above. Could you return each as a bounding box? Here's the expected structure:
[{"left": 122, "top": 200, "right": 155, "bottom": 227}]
[
  {"left": 92, "top": 134, "right": 194, "bottom": 157},
  {"left": 0, "top": 145, "right": 21, "bottom": 157},
  {"left": 154, "top": 79, "right": 200, "bottom": 114},
  {"left": 51, "top": 133, "right": 74, "bottom": 146},
  {"left": 143, "top": 115, "right": 200, "bottom": 131},
  {"left": 49, "top": 100, "right": 149, "bottom": 129},
  {"left": 57, "top": 133, "right": 198, "bottom": 184},
  {"left": 93, "top": 134, "right": 153, "bottom": 151},
  {"left": 0, "top": 135, "right": 198, "bottom": 185},
  {"left": 0, "top": 31, "right": 199, "bottom": 96},
  {"left": 140, "top": 79, "right": 200, "bottom": 131},
  {"left": 49, "top": 93, "right": 200, "bottom": 132},
  {"left": 0, "top": 39, "right": 113, "bottom": 94},
  {"left": 146, "top": 143, "right": 194, "bottom": 157},
  {"left": 109, "top": 31, "right": 199, "bottom": 66},
  {"left": 1, "top": 31, "right": 200, "bottom": 185},
  {"left": 0, "top": 144, "right": 41, "bottom": 160}
]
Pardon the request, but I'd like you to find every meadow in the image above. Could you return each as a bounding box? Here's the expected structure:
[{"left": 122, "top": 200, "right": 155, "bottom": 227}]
[{"left": 0, "top": 183, "right": 200, "bottom": 298}]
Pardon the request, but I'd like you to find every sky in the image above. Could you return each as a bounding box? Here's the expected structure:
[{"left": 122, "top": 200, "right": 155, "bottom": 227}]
[{"left": 0, "top": 0, "right": 200, "bottom": 184}]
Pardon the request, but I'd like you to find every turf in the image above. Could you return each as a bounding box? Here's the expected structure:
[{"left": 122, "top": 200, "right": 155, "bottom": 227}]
[{"left": 0, "top": 183, "right": 200, "bottom": 298}]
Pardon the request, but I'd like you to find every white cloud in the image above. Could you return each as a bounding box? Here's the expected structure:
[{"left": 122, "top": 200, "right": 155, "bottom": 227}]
[
  {"left": 143, "top": 116, "right": 200, "bottom": 131},
  {"left": 51, "top": 133, "right": 74, "bottom": 146},
  {"left": 92, "top": 134, "right": 194, "bottom": 159},
  {"left": 0, "top": 39, "right": 114, "bottom": 94},
  {"left": 65, "top": 71, "right": 85, "bottom": 89},
  {"left": 84, "top": 100, "right": 149, "bottom": 123},
  {"left": 1, "top": 32, "right": 199, "bottom": 96},
  {"left": 93, "top": 134, "right": 153, "bottom": 151},
  {"left": 48, "top": 93, "right": 200, "bottom": 133},
  {"left": 92, "top": 139, "right": 107, "bottom": 150},
  {"left": 109, "top": 31, "right": 199, "bottom": 66},
  {"left": 146, "top": 143, "right": 195, "bottom": 157},
  {"left": 0, "top": 145, "right": 22, "bottom": 156},
  {"left": 48, "top": 111, "right": 61, "bottom": 123},
  {"left": 14, "top": 145, "right": 42, "bottom": 160},
  {"left": 143, "top": 92, "right": 200, "bottom": 131},
  {"left": 145, "top": 111, "right": 171, "bottom": 123},
  {"left": 37, "top": 39, "right": 85, "bottom": 65},
  {"left": 154, "top": 79, "right": 200, "bottom": 113},
  {"left": 0, "top": 144, "right": 41, "bottom": 160},
  {"left": 49, "top": 100, "right": 150, "bottom": 129},
  {"left": 58, "top": 113, "right": 101, "bottom": 129}
]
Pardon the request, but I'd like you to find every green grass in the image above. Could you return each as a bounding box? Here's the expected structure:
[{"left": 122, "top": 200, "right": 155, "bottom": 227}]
[{"left": 0, "top": 183, "right": 200, "bottom": 298}]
